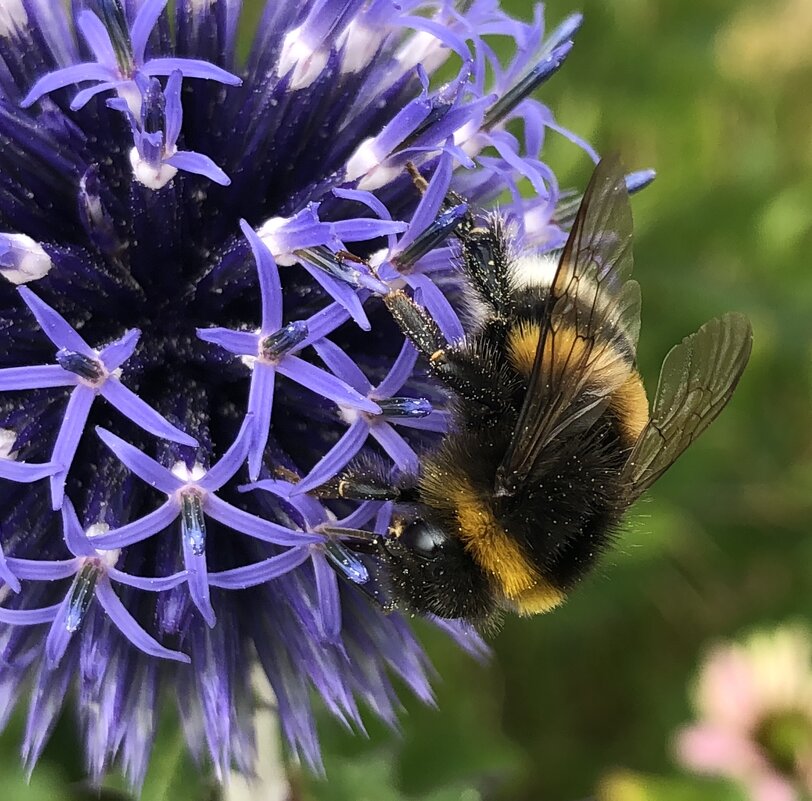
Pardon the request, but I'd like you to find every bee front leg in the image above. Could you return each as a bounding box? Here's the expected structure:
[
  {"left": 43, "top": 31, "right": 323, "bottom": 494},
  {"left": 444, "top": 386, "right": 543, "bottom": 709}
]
[
  {"left": 405, "top": 163, "right": 514, "bottom": 321},
  {"left": 456, "top": 215, "right": 515, "bottom": 322},
  {"left": 383, "top": 289, "right": 508, "bottom": 412}
]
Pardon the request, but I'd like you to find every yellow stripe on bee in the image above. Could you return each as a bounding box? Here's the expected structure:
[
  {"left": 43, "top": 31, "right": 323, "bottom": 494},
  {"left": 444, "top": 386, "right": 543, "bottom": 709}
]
[
  {"left": 506, "top": 321, "right": 628, "bottom": 389},
  {"left": 612, "top": 372, "right": 649, "bottom": 445},
  {"left": 513, "top": 584, "right": 566, "bottom": 616},
  {"left": 443, "top": 477, "right": 565, "bottom": 612},
  {"left": 506, "top": 320, "right": 543, "bottom": 377},
  {"left": 453, "top": 481, "right": 535, "bottom": 597},
  {"left": 506, "top": 321, "right": 649, "bottom": 446}
]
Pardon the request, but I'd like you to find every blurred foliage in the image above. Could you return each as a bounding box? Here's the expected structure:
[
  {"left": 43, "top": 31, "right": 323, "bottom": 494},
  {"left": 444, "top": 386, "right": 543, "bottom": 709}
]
[
  {"left": 2, "top": 0, "right": 809, "bottom": 799},
  {"left": 597, "top": 770, "right": 746, "bottom": 801}
]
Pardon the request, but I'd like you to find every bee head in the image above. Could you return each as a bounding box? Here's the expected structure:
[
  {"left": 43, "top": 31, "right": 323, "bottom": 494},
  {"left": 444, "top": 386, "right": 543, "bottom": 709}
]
[{"left": 379, "top": 513, "right": 498, "bottom": 624}]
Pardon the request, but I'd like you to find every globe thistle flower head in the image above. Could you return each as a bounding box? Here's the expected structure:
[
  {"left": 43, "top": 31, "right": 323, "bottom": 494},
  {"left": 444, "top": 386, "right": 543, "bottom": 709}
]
[
  {"left": 0, "top": 0, "right": 597, "bottom": 787},
  {"left": 675, "top": 625, "right": 812, "bottom": 801}
]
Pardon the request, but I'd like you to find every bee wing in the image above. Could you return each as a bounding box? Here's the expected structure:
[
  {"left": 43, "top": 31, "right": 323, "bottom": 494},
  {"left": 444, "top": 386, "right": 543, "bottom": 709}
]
[
  {"left": 496, "top": 155, "right": 639, "bottom": 494},
  {"left": 622, "top": 313, "right": 752, "bottom": 500}
]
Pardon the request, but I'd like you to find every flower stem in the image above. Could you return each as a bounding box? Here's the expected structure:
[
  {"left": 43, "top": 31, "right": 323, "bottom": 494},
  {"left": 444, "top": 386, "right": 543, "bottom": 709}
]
[{"left": 224, "top": 666, "right": 290, "bottom": 801}]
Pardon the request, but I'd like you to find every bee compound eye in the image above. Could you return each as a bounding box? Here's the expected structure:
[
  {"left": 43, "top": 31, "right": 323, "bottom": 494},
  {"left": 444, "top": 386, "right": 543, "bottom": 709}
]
[{"left": 400, "top": 521, "right": 447, "bottom": 559}]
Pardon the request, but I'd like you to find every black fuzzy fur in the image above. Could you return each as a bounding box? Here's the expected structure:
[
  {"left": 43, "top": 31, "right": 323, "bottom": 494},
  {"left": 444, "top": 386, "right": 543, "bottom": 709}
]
[{"left": 316, "top": 213, "right": 637, "bottom": 625}]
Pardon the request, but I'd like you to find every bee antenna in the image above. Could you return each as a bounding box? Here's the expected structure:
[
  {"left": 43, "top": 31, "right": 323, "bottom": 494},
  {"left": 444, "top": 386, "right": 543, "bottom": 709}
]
[{"left": 405, "top": 161, "right": 429, "bottom": 194}]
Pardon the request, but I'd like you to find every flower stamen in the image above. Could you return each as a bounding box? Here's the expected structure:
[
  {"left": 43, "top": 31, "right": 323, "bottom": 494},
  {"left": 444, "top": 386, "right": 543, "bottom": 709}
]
[
  {"left": 65, "top": 562, "right": 99, "bottom": 633},
  {"left": 98, "top": 0, "right": 135, "bottom": 75},
  {"left": 180, "top": 491, "right": 207, "bottom": 558},
  {"left": 321, "top": 539, "right": 369, "bottom": 585},
  {"left": 392, "top": 203, "right": 468, "bottom": 270},
  {"left": 482, "top": 40, "right": 574, "bottom": 131},
  {"left": 55, "top": 350, "right": 107, "bottom": 385},
  {"left": 375, "top": 397, "right": 433, "bottom": 419},
  {"left": 259, "top": 321, "right": 310, "bottom": 363}
]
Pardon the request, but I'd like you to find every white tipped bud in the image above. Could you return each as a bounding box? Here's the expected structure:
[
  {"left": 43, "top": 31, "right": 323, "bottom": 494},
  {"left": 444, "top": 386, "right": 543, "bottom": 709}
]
[
  {"left": 0, "top": 233, "right": 53, "bottom": 284},
  {"left": 396, "top": 30, "right": 450, "bottom": 75},
  {"left": 357, "top": 164, "right": 401, "bottom": 192},
  {"left": 338, "top": 21, "right": 381, "bottom": 75},
  {"left": 86, "top": 523, "right": 119, "bottom": 568},
  {"left": 257, "top": 217, "right": 298, "bottom": 265},
  {"left": 0, "top": 429, "right": 17, "bottom": 460},
  {"left": 337, "top": 405, "right": 361, "bottom": 426},
  {"left": 277, "top": 25, "right": 329, "bottom": 90},
  {"left": 345, "top": 137, "right": 382, "bottom": 183},
  {"left": 86, "top": 522, "right": 111, "bottom": 539},
  {"left": 171, "top": 461, "right": 207, "bottom": 484},
  {"left": 129, "top": 146, "right": 178, "bottom": 190},
  {"left": 453, "top": 120, "right": 484, "bottom": 159},
  {"left": 117, "top": 82, "right": 143, "bottom": 119},
  {"left": 0, "top": 0, "right": 27, "bottom": 37}
]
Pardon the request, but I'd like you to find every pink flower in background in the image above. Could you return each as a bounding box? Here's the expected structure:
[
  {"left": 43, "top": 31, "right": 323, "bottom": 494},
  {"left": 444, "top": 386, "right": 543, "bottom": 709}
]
[{"left": 675, "top": 625, "right": 812, "bottom": 801}]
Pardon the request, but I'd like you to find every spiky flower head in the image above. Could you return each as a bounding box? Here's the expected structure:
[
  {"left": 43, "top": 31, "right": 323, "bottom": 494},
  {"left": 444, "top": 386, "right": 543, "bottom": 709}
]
[{"left": 0, "top": 0, "right": 597, "bottom": 787}]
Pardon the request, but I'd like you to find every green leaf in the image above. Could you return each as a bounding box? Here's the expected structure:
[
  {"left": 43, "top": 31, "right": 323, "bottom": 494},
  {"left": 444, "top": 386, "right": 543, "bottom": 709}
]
[
  {"left": 0, "top": 759, "right": 66, "bottom": 801},
  {"left": 310, "top": 621, "right": 521, "bottom": 801},
  {"left": 313, "top": 750, "right": 487, "bottom": 801}
]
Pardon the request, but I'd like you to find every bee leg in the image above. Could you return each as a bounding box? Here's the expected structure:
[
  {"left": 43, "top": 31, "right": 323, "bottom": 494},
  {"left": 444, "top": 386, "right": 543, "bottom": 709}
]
[
  {"left": 456, "top": 215, "right": 515, "bottom": 321},
  {"left": 312, "top": 476, "right": 404, "bottom": 502},
  {"left": 406, "top": 161, "right": 468, "bottom": 211},
  {"left": 405, "top": 163, "right": 513, "bottom": 319},
  {"left": 310, "top": 459, "right": 420, "bottom": 503},
  {"left": 383, "top": 288, "right": 446, "bottom": 359},
  {"left": 383, "top": 289, "right": 507, "bottom": 411}
]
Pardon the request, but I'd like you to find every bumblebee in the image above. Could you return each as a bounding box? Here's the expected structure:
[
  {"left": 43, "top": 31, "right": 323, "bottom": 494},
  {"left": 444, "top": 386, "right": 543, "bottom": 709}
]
[{"left": 318, "top": 156, "right": 752, "bottom": 625}]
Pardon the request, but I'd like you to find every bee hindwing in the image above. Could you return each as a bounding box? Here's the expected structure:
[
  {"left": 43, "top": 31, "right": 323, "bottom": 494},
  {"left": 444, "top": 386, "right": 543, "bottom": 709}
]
[{"left": 622, "top": 312, "right": 753, "bottom": 500}]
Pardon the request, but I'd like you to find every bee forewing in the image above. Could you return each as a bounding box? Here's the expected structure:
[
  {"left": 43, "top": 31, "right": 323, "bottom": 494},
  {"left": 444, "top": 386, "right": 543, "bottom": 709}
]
[{"left": 496, "top": 155, "right": 640, "bottom": 494}]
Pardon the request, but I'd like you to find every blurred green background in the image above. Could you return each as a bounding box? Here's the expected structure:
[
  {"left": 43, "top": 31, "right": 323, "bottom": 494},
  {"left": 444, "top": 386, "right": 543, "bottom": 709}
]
[{"left": 4, "top": 0, "right": 810, "bottom": 799}]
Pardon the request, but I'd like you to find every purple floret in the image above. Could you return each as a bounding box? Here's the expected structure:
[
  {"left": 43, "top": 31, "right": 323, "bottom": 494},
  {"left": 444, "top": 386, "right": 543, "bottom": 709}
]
[{"left": 20, "top": 0, "right": 241, "bottom": 112}]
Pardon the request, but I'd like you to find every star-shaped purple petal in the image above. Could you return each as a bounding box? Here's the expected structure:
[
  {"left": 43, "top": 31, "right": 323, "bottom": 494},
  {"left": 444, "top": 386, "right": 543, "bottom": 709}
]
[
  {"left": 0, "top": 288, "right": 196, "bottom": 508},
  {"left": 291, "top": 335, "right": 447, "bottom": 495},
  {"left": 239, "top": 480, "right": 371, "bottom": 643},
  {"left": 91, "top": 418, "right": 319, "bottom": 626},
  {"left": 198, "top": 221, "right": 381, "bottom": 480},
  {"left": 21, "top": 0, "right": 241, "bottom": 111},
  {"left": 109, "top": 71, "right": 231, "bottom": 188},
  {"left": 0, "top": 500, "right": 189, "bottom": 665}
]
